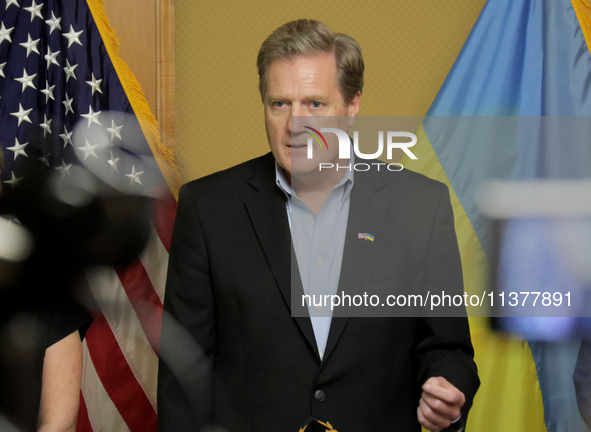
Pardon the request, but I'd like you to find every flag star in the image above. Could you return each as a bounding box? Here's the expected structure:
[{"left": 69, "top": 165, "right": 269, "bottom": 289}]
[
  {"left": 7, "top": 138, "right": 28, "bottom": 159},
  {"left": 14, "top": 68, "right": 37, "bottom": 92},
  {"left": 38, "top": 153, "right": 50, "bottom": 167},
  {"left": 107, "top": 120, "right": 123, "bottom": 141},
  {"left": 55, "top": 159, "right": 72, "bottom": 177},
  {"left": 108, "top": 151, "right": 119, "bottom": 172},
  {"left": 77, "top": 139, "right": 100, "bottom": 161},
  {"left": 5, "top": 0, "right": 20, "bottom": 10},
  {"left": 62, "top": 25, "right": 83, "bottom": 48},
  {"left": 10, "top": 104, "right": 33, "bottom": 126},
  {"left": 63, "top": 59, "right": 77, "bottom": 81},
  {"left": 23, "top": 0, "right": 43, "bottom": 22},
  {"left": 3, "top": 172, "right": 23, "bottom": 186},
  {"left": 81, "top": 106, "right": 101, "bottom": 126},
  {"left": 63, "top": 93, "right": 74, "bottom": 115},
  {"left": 0, "top": 62, "right": 5, "bottom": 77},
  {"left": 40, "top": 114, "right": 52, "bottom": 136},
  {"left": 126, "top": 165, "right": 144, "bottom": 186},
  {"left": 59, "top": 126, "right": 73, "bottom": 148},
  {"left": 19, "top": 33, "right": 40, "bottom": 57},
  {"left": 45, "top": 11, "right": 61, "bottom": 34},
  {"left": 86, "top": 73, "right": 103, "bottom": 96},
  {"left": 44, "top": 46, "right": 60, "bottom": 68},
  {"left": 0, "top": 22, "right": 14, "bottom": 45},
  {"left": 41, "top": 80, "right": 55, "bottom": 103}
]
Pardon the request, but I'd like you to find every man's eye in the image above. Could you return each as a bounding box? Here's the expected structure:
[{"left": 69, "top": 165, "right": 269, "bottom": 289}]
[
  {"left": 311, "top": 101, "right": 322, "bottom": 108},
  {"left": 274, "top": 101, "right": 285, "bottom": 108}
]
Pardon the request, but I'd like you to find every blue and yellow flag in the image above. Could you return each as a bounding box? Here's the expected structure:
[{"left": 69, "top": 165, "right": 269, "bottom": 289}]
[{"left": 404, "top": 0, "right": 591, "bottom": 431}]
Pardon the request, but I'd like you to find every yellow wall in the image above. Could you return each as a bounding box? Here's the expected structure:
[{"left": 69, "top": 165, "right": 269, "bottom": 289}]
[{"left": 175, "top": 0, "right": 487, "bottom": 183}]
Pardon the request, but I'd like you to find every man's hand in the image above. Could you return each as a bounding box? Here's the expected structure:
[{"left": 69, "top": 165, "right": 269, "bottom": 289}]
[{"left": 417, "top": 376, "right": 465, "bottom": 432}]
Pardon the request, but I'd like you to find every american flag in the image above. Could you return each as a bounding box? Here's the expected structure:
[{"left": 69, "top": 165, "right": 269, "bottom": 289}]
[{"left": 0, "top": 1, "right": 178, "bottom": 431}]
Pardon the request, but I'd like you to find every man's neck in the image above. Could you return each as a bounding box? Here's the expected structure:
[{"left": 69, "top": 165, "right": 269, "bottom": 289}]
[{"left": 285, "top": 160, "right": 349, "bottom": 214}]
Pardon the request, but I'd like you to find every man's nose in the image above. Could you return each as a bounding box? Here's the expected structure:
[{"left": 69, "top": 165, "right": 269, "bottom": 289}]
[{"left": 287, "top": 104, "right": 307, "bottom": 134}]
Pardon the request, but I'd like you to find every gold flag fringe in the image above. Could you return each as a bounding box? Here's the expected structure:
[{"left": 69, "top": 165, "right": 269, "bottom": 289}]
[
  {"left": 572, "top": 0, "right": 591, "bottom": 58},
  {"left": 298, "top": 420, "right": 338, "bottom": 432},
  {"left": 86, "top": 0, "right": 182, "bottom": 197}
]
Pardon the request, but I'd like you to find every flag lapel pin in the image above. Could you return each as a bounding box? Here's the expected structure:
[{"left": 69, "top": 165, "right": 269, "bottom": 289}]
[{"left": 358, "top": 233, "right": 375, "bottom": 241}]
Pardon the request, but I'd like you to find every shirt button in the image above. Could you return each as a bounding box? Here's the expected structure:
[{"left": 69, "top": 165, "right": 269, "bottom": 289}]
[
  {"left": 314, "top": 389, "right": 326, "bottom": 402},
  {"left": 316, "top": 257, "right": 323, "bottom": 265},
  {"left": 307, "top": 214, "right": 313, "bottom": 221},
  {"left": 316, "top": 305, "right": 323, "bottom": 312}
]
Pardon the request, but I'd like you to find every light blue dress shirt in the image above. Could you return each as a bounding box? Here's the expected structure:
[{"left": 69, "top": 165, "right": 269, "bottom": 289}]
[{"left": 275, "top": 163, "right": 354, "bottom": 359}]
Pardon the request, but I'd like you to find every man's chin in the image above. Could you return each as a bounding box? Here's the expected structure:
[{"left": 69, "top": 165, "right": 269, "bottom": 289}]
[{"left": 290, "top": 161, "right": 322, "bottom": 176}]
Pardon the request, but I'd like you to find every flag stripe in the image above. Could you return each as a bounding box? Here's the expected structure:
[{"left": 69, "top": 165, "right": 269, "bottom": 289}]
[
  {"left": 85, "top": 313, "right": 158, "bottom": 431},
  {"left": 140, "top": 226, "right": 169, "bottom": 304},
  {"left": 83, "top": 1, "right": 177, "bottom": 428},
  {"left": 115, "top": 259, "right": 163, "bottom": 355},
  {"left": 77, "top": 393, "right": 93, "bottom": 432},
  {"left": 86, "top": 266, "right": 159, "bottom": 409},
  {"left": 80, "top": 339, "right": 131, "bottom": 432},
  {"left": 153, "top": 193, "right": 177, "bottom": 252}
]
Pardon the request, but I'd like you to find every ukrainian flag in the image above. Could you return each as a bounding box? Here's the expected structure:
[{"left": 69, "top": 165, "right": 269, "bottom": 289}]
[{"left": 403, "top": 0, "right": 591, "bottom": 430}]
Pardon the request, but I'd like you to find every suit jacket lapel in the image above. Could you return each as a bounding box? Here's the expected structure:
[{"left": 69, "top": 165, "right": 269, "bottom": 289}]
[
  {"left": 322, "top": 169, "right": 389, "bottom": 363},
  {"left": 244, "top": 154, "right": 319, "bottom": 359}
]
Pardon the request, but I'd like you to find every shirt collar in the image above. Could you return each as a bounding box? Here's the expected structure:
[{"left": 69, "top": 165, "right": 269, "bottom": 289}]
[
  {"left": 274, "top": 155, "right": 355, "bottom": 202},
  {"left": 275, "top": 162, "right": 293, "bottom": 198}
]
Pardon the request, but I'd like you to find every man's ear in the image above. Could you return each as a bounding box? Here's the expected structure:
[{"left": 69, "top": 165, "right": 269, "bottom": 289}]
[{"left": 347, "top": 91, "right": 361, "bottom": 127}]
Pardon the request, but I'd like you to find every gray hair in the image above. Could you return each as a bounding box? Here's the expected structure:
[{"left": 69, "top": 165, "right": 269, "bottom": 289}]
[{"left": 257, "top": 19, "right": 364, "bottom": 105}]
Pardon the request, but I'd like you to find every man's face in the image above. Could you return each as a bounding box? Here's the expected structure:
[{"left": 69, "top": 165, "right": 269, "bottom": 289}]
[{"left": 263, "top": 52, "right": 360, "bottom": 177}]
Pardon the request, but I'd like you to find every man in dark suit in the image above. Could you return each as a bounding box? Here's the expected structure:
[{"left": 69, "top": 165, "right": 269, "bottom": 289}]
[{"left": 158, "top": 19, "right": 479, "bottom": 432}]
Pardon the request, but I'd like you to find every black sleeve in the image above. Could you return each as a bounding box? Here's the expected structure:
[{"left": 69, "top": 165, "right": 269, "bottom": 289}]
[
  {"left": 43, "top": 294, "right": 92, "bottom": 349},
  {"left": 414, "top": 183, "right": 480, "bottom": 429}
]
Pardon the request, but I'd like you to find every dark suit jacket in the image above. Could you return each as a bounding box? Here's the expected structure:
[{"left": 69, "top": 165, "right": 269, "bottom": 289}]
[{"left": 158, "top": 153, "right": 479, "bottom": 432}]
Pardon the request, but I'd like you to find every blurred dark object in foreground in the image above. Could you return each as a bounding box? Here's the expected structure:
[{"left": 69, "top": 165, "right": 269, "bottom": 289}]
[
  {"left": 0, "top": 165, "right": 152, "bottom": 319},
  {"left": 0, "top": 165, "right": 153, "bottom": 431}
]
